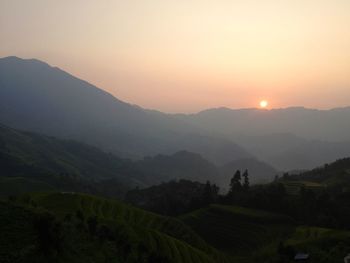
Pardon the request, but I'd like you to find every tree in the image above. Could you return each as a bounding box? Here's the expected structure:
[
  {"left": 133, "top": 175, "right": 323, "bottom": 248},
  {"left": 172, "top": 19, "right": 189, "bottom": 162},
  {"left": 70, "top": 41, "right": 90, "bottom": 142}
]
[
  {"left": 202, "top": 181, "right": 213, "bottom": 205},
  {"left": 202, "top": 181, "right": 220, "bottom": 205},
  {"left": 242, "top": 169, "right": 250, "bottom": 191},
  {"left": 230, "top": 170, "right": 242, "bottom": 193}
]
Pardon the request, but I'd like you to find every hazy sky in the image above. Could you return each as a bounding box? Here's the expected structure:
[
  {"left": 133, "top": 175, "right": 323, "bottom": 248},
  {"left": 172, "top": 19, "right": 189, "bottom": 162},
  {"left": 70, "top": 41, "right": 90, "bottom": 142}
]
[{"left": 1, "top": 0, "right": 350, "bottom": 113}]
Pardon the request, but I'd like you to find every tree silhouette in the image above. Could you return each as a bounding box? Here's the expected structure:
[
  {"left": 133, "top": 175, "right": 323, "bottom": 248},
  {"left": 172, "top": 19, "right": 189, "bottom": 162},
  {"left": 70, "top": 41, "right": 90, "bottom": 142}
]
[
  {"left": 230, "top": 170, "right": 242, "bottom": 193},
  {"left": 202, "top": 181, "right": 219, "bottom": 205},
  {"left": 242, "top": 169, "right": 250, "bottom": 191}
]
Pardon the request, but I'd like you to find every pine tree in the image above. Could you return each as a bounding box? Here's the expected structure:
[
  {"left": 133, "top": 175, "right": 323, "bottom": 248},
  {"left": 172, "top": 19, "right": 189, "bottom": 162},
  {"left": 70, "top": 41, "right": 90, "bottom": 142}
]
[
  {"left": 202, "top": 181, "right": 213, "bottom": 204},
  {"left": 242, "top": 169, "right": 250, "bottom": 191},
  {"left": 230, "top": 170, "right": 242, "bottom": 193}
]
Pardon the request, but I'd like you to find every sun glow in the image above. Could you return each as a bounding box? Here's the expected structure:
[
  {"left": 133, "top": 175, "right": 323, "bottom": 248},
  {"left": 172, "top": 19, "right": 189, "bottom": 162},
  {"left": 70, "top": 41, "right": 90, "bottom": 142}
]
[{"left": 260, "top": 100, "right": 268, "bottom": 108}]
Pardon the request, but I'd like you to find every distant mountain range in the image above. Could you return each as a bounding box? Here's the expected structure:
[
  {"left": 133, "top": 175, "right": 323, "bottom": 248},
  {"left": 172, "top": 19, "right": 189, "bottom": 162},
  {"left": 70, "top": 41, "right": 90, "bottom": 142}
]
[
  {"left": 0, "top": 56, "right": 249, "bottom": 165},
  {"left": 1, "top": 56, "right": 350, "bottom": 172},
  {"left": 176, "top": 107, "right": 350, "bottom": 170},
  {"left": 178, "top": 106, "right": 350, "bottom": 141}
]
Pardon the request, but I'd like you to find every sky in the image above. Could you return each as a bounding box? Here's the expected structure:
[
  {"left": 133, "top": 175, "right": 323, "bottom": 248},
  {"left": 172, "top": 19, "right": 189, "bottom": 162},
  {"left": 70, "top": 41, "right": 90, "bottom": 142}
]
[{"left": 1, "top": 0, "right": 350, "bottom": 113}]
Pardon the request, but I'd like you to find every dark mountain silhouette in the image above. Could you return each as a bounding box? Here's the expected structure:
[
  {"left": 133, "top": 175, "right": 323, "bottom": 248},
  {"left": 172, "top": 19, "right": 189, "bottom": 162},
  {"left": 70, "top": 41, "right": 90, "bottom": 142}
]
[{"left": 0, "top": 56, "right": 250, "bottom": 164}]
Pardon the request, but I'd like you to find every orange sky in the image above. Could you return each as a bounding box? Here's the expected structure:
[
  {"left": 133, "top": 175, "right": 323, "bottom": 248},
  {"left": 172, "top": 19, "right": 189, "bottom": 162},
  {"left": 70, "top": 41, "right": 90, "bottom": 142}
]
[{"left": 1, "top": 0, "right": 350, "bottom": 113}]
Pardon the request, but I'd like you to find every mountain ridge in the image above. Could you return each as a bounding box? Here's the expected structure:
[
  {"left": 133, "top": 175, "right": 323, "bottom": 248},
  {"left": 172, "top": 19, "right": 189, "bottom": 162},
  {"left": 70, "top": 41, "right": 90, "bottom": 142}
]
[{"left": 0, "top": 56, "right": 250, "bottom": 164}]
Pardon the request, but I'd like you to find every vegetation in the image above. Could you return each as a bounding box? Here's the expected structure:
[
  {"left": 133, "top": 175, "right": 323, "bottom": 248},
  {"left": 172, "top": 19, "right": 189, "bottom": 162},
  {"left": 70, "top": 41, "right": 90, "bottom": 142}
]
[
  {"left": 0, "top": 124, "right": 135, "bottom": 197},
  {"left": 0, "top": 177, "right": 55, "bottom": 197},
  {"left": 125, "top": 166, "right": 350, "bottom": 262},
  {"left": 181, "top": 204, "right": 294, "bottom": 256},
  {"left": 126, "top": 179, "right": 219, "bottom": 216},
  {"left": 2, "top": 119, "right": 350, "bottom": 262},
  {"left": 285, "top": 157, "right": 350, "bottom": 191},
  {"left": 253, "top": 226, "right": 350, "bottom": 263},
  {"left": 1, "top": 192, "right": 231, "bottom": 263}
]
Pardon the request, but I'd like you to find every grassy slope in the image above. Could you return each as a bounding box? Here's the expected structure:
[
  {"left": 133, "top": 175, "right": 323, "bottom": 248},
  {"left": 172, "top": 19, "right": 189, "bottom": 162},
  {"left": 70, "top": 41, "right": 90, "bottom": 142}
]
[
  {"left": 0, "top": 177, "right": 55, "bottom": 197},
  {"left": 181, "top": 204, "right": 350, "bottom": 263},
  {"left": 287, "top": 158, "right": 350, "bottom": 189},
  {"left": 9, "top": 192, "right": 232, "bottom": 263},
  {"left": 253, "top": 226, "right": 350, "bottom": 263},
  {"left": 181, "top": 204, "right": 295, "bottom": 257},
  {"left": 3, "top": 192, "right": 350, "bottom": 263},
  {"left": 0, "top": 124, "right": 133, "bottom": 182},
  {"left": 286, "top": 226, "right": 350, "bottom": 263}
]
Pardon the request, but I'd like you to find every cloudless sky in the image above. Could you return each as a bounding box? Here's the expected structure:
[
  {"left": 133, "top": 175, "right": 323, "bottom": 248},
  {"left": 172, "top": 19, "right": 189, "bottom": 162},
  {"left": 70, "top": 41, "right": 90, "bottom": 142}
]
[{"left": 1, "top": 0, "right": 350, "bottom": 112}]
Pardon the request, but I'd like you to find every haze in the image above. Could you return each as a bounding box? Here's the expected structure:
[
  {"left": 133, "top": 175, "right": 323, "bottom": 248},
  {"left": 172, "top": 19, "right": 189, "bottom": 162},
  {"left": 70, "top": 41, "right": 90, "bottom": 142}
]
[{"left": 1, "top": 0, "right": 350, "bottom": 112}]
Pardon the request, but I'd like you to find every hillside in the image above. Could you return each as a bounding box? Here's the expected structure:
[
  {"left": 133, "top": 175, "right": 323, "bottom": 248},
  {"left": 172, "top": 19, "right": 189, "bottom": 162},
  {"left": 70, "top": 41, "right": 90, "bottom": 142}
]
[
  {"left": 0, "top": 56, "right": 250, "bottom": 165},
  {"left": 0, "top": 192, "right": 231, "bottom": 263},
  {"left": 0, "top": 177, "right": 56, "bottom": 197},
  {"left": 255, "top": 226, "right": 350, "bottom": 263},
  {"left": 0, "top": 123, "right": 277, "bottom": 197},
  {"left": 125, "top": 180, "right": 220, "bottom": 216},
  {"left": 181, "top": 204, "right": 295, "bottom": 257},
  {"left": 133, "top": 151, "right": 220, "bottom": 185},
  {"left": 181, "top": 204, "right": 350, "bottom": 263},
  {"left": 0, "top": 123, "right": 132, "bottom": 180},
  {"left": 132, "top": 152, "right": 277, "bottom": 190},
  {"left": 1, "top": 124, "right": 220, "bottom": 197},
  {"left": 0, "top": 123, "right": 138, "bottom": 197},
  {"left": 285, "top": 157, "right": 350, "bottom": 191}
]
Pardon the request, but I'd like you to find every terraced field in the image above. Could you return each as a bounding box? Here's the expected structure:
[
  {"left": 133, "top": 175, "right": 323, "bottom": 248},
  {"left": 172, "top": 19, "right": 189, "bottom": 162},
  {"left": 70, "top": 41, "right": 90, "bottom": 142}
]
[
  {"left": 282, "top": 181, "right": 324, "bottom": 195},
  {"left": 181, "top": 204, "right": 295, "bottom": 256},
  {"left": 13, "top": 192, "right": 231, "bottom": 263},
  {"left": 285, "top": 226, "right": 350, "bottom": 263},
  {"left": 5, "top": 192, "right": 349, "bottom": 263}
]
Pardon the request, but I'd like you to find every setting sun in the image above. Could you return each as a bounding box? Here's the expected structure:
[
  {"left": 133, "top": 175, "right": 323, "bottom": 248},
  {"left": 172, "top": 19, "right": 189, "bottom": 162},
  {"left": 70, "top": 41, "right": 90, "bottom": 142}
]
[{"left": 260, "top": 100, "right": 268, "bottom": 108}]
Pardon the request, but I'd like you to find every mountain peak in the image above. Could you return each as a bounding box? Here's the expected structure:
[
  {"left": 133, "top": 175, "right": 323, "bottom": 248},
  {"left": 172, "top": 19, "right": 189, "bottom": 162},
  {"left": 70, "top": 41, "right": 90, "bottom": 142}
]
[{"left": 0, "top": 56, "right": 51, "bottom": 68}]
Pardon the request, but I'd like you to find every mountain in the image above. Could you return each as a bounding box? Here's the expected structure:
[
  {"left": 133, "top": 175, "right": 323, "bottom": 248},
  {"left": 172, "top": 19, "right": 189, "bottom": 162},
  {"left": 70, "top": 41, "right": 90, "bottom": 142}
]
[
  {"left": 0, "top": 123, "right": 223, "bottom": 197},
  {"left": 234, "top": 133, "right": 350, "bottom": 171},
  {"left": 3, "top": 56, "right": 348, "bottom": 171},
  {"left": 176, "top": 107, "right": 350, "bottom": 170},
  {"left": 0, "top": 56, "right": 250, "bottom": 165},
  {"left": 178, "top": 107, "right": 350, "bottom": 141},
  {"left": 0, "top": 123, "right": 276, "bottom": 198}
]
